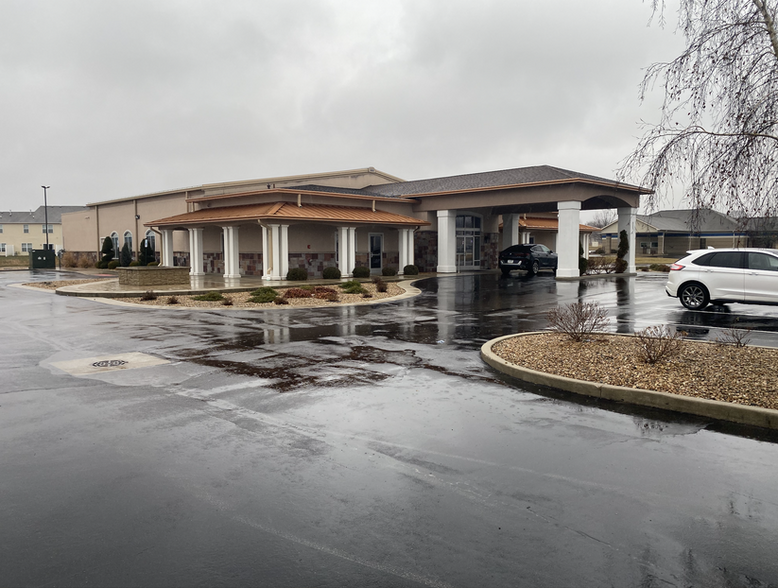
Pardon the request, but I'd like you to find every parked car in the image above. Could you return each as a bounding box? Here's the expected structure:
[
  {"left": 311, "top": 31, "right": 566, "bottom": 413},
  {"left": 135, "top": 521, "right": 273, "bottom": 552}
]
[
  {"left": 666, "top": 248, "right": 778, "bottom": 309},
  {"left": 499, "top": 244, "right": 558, "bottom": 276}
]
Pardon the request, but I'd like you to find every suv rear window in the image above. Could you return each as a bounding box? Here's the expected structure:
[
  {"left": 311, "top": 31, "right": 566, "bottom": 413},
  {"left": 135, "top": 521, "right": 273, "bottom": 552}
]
[{"left": 692, "top": 251, "right": 744, "bottom": 268}]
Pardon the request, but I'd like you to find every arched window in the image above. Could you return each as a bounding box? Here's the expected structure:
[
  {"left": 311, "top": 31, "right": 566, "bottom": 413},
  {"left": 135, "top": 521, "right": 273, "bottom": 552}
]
[
  {"left": 110, "top": 232, "right": 119, "bottom": 259},
  {"left": 124, "top": 231, "right": 132, "bottom": 253},
  {"left": 144, "top": 229, "right": 156, "bottom": 252}
]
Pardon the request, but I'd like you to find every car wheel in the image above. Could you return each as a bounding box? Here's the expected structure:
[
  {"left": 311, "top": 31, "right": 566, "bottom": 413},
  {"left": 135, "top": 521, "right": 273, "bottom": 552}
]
[
  {"left": 679, "top": 283, "right": 709, "bottom": 310},
  {"left": 529, "top": 260, "right": 539, "bottom": 275}
]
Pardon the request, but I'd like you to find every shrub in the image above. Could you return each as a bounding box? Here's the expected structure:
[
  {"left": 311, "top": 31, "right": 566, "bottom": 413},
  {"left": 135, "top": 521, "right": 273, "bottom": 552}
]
[
  {"left": 283, "top": 287, "right": 313, "bottom": 299},
  {"left": 166, "top": 296, "right": 179, "bottom": 305},
  {"left": 286, "top": 267, "right": 308, "bottom": 281},
  {"left": 273, "top": 296, "right": 289, "bottom": 305},
  {"left": 78, "top": 256, "right": 93, "bottom": 268},
  {"left": 578, "top": 257, "right": 589, "bottom": 275},
  {"left": 381, "top": 266, "right": 397, "bottom": 276},
  {"left": 594, "top": 247, "right": 605, "bottom": 255},
  {"left": 546, "top": 302, "right": 609, "bottom": 342},
  {"left": 95, "top": 261, "right": 107, "bottom": 269},
  {"left": 635, "top": 325, "right": 684, "bottom": 364},
  {"left": 129, "top": 261, "right": 141, "bottom": 267},
  {"left": 586, "top": 256, "right": 616, "bottom": 274},
  {"left": 339, "top": 280, "right": 365, "bottom": 294},
  {"left": 221, "top": 296, "right": 233, "bottom": 306},
  {"left": 249, "top": 287, "right": 278, "bottom": 303},
  {"left": 352, "top": 266, "right": 370, "bottom": 278},
  {"left": 312, "top": 286, "right": 338, "bottom": 300},
  {"left": 193, "top": 291, "right": 224, "bottom": 302},
  {"left": 372, "top": 277, "right": 388, "bottom": 293},
  {"left": 140, "top": 290, "right": 157, "bottom": 301},
  {"left": 616, "top": 229, "right": 629, "bottom": 260},
  {"left": 61, "top": 252, "right": 78, "bottom": 268},
  {"left": 648, "top": 263, "right": 671, "bottom": 272},
  {"left": 147, "top": 261, "right": 159, "bottom": 267},
  {"left": 138, "top": 238, "right": 155, "bottom": 266},
  {"left": 361, "top": 292, "right": 373, "bottom": 298},
  {"left": 120, "top": 242, "right": 132, "bottom": 267},
  {"left": 322, "top": 266, "right": 341, "bottom": 279},
  {"left": 716, "top": 326, "right": 753, "bottom": 348},
  {"left": 403, "top": 264, "right": 419, "bottom": 275},
  {"left": 107, "top": 260, "right": 120, "bottom": 270},
  {"left": 614, "top": 258, "right": 629, "bottom": 274},
  {"left": 100, "top": 236, "right": 115, "bottom": 264}
]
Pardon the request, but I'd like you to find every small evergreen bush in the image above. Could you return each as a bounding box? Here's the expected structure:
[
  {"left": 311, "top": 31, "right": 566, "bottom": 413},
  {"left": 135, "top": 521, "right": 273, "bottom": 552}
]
[
  {"left": 322, "top": 266, "right": 341, "bottom": 279},
  {"left": 249, "top": 286, "right": 278, "bottom": 303},
  {"left": 352, "top": 266, "right": 370, "bottom": 278},
  {"left": 614, "top": 230, "right": 629, "bottom": 273},
  {"left": 381, "top": 266, "right": 397, "bottom": 276},
  {"left": 100, "top": 236, "right": 114, "bottom": 264},
  {"left": 193, "top": 291, "right": 224, "bottom": 302},
  {"left": 286, "top": 267, "right": 308, "bottom": 281},
  {"left": 147, "top": 261, "right": 159, "bottom": 267},
  {"left": 129, "top": 261, "right": 141, "bottom": 267},
  {"left": 120, "top": 242, "right": 132, "bottom": 267},
  {"left": 403, "top": 264, "right": 419, "bottom": 275},
  {"left": 138, "top": 238, "right": 155, "bottom": 265},
  {"left": 107, "top": 260, "right": 120, "bottom": 269},
  {"left": 339, "top": 280, "right": 365, "bottom": 294}
]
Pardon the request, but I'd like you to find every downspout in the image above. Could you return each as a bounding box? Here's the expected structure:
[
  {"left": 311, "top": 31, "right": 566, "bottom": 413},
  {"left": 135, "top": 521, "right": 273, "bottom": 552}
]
[{"left": 95, "top": 204, "right": 100, "bottom": 258}]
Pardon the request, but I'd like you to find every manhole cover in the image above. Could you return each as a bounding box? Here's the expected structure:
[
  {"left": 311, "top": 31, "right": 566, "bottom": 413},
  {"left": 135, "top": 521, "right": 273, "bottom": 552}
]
[{"left": 91, "top": 359, "right": 128, "bottom": 368}]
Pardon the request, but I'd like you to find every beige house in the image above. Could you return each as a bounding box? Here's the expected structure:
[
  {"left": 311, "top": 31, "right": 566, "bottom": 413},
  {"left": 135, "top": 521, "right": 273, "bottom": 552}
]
[
  {"left": 0, "top": 206, "right": 87, "bottom": 256},
  {"left": 63, "top": 165, "right": 649, "bottom": 279}
]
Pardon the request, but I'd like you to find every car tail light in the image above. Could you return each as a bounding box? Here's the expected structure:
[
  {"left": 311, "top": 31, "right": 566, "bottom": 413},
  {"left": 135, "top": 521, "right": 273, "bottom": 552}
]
[{"left": 669, "top": 263, "right": 685, "bottom": 271}]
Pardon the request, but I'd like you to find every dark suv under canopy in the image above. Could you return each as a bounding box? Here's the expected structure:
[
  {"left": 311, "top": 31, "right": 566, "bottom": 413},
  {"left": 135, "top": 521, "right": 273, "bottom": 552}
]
[{"left": 499, "top": 244, "right": 558, "bottom": 276}]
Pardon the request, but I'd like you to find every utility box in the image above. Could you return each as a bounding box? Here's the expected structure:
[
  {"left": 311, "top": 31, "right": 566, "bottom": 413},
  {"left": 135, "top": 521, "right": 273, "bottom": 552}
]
[{"left": 29, "top": 250, "right": 56, "bottom": 269}]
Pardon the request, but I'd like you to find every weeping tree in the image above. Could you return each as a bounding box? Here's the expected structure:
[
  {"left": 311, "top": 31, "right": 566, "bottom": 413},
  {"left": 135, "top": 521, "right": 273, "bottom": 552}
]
[{"left": 620, "top": 0, "right": 778, "bottom": 226}]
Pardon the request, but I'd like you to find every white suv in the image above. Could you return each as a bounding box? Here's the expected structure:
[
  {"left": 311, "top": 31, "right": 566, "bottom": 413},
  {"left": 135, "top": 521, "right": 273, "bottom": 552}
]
[{"left": 666, "top": 248, "right": 778, "bottom": 309}]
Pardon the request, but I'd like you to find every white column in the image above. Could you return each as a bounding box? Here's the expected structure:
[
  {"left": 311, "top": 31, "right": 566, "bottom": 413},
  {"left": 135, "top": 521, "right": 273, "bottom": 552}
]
[
  {"left": 617, "top": 207, "right": 637, "bottom": 274},
  {"left": 398, "top": 228, "right": 409, "bottom": 274},
  {"left": 222, "top": 226, "right": 240, "bottom": 279},
  {"left": 406, "top": 228, "right": 415, "bottom": 268},
  {"left": 502, "top": 214, "right": 520, "bottom": 250},
  {"left": 581, "top": 233, "right": 590, "bottom": 259},
  {"left": 338, "top": 226, "right": 349, "bottom": 276},
  {"left": 279, "top": 224, "right": 289, "bottom": 279},
  {"left": 267, "top": 224, "right": 281, "bottom": 280},
  {"left": 261, "top": 224, "right": 270, "bottom": 279},
  {"left": 188, "top": 228, "right": 204, "bottom": 276},
  {"left": 436, "top": 210, "right": 457, "bottom": 273},
  {"left": 161, "top": 229, "right": 174, "bottom": 267},
  {"left": 347, "top": 227, "right": 356, "bottom": 277},
  {"left": 556, "top": 201, "right": 581, "bottom": 279},
  {"left": 521, "top": 231, "right": 531, "bottom": 245}
]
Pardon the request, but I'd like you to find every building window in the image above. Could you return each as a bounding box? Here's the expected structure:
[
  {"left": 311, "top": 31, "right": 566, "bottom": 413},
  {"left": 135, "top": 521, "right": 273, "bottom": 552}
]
[
  {"left": 111, "top": 232, "right": 119, "bottom": 258},
  {"left": 0, "top": 243, "right": 5, "bottom": 253},
  {"left": 144, "top": 229, "right": 155, "bottom": 252},
  {"left": 21, "top": 243, "right": 32, "bottom": 252},
  {"left": 23, "top": 224, "right": 29, "bottom": 233},
  {"left": 124, "top": 231, "right": 133, "bottom": 252},
  {"left": 0, "top": 224, "right": 3, "bottom": 233},
  {"left": 42, "top": 224, "right": 53, "bottom": 233},
  {"left": 455, "top": 214, "right": 482, "bottom": 268}
]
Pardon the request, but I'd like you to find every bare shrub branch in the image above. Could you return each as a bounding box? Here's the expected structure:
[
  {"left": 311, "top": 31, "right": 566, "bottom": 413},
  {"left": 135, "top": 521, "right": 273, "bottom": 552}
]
[
  {"left": 620, "top": 0, "right": 778, "bottom": 220},
  {"left": 635, "top": 325, "right": 685, "bottom": 364},
  {"left": 546, "top": 302, "right": 609, "bottom": 342},
  {"left": 716, "top": 327, "right": 754, "bottom": 347}
]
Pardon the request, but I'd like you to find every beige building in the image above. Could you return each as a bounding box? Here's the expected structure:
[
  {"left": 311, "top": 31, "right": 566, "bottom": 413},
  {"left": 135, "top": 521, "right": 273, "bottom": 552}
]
[
  {"left": 63, "top": 165, "right": 649, "bottom": 279},
  {"left": 0, "top": 206, "right": 87, "bottom": 256}
]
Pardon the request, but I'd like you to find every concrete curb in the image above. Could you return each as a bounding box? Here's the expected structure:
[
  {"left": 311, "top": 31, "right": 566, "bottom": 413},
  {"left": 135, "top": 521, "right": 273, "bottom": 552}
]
[{"left": 481, "top": 332, "right": 778, "bottom": 431}]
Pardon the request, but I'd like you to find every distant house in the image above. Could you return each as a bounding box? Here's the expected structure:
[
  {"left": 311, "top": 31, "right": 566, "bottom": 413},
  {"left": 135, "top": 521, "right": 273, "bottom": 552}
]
[
  {"left": 600, "top": 209, "right": 747, "bottom": 257},
  {"left": 0, "top": 206, "right": 87, "bottom": 256}
]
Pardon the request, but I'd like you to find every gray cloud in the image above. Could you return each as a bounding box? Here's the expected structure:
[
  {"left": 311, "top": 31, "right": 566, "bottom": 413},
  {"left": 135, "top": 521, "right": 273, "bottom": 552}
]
[{"left": 0, "top": 0, "right": 683, "bottom": 210}]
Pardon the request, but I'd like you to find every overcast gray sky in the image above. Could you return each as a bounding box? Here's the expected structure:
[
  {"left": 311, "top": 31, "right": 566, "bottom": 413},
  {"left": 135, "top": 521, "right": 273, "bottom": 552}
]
[{"left": 0, "top": 0, "right": 684, "bottom": 212}]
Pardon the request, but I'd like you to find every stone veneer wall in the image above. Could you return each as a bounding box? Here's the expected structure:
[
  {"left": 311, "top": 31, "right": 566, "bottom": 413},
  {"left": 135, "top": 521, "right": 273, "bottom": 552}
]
[
  {"left": 288, "top": 253, "right": 337, "bottom": 278},
  {"left": 117, "top": 266, "right": 190, "bottom": 286},
  {"left": 240, "top": 253, "right": 262, "bottom": 276},
  {"left": 414, "top": 231, "right": 437, "bottom": 272},
  {"left": 482, "top": 232, "right": 499, "bottom": 270}
]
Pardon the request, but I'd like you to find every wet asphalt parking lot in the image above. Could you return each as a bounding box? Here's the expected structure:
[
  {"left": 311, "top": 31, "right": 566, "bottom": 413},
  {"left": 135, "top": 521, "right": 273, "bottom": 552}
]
[{"left": 2, "top": 269, "right": 778, "bottom": 587}]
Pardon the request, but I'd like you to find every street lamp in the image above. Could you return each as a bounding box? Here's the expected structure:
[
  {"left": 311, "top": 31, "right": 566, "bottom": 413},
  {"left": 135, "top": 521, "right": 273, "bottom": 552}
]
[{"left": 41, "top": 186, "right": 50, "bottom": 250}]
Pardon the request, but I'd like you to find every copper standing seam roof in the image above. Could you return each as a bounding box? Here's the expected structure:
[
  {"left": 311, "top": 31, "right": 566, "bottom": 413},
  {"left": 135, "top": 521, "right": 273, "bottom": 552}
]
[
  {"left": 146, "top": 202, "right": 431, "bottom": 228},
  {"left": 498, "top": 217, "right": 599, "bottom": 232}
]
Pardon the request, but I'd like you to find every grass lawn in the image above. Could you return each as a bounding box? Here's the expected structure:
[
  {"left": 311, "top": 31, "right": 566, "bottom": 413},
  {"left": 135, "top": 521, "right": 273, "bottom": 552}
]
[
  {"left": 635, "top": 256, "right": 679, "bottom": 265},
  {"left": 0, "top": 256, "right": 29, "bottom": 268}
]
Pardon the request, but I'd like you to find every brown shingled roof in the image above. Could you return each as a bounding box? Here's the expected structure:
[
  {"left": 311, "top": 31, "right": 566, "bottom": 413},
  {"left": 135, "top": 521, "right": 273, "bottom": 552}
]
[{"left": 146, "top": 202, "right": 430, "bottom": 228}]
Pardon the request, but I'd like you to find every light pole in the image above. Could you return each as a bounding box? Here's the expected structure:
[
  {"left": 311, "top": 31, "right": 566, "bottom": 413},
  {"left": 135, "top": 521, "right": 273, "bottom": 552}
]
[{"left": 41, "top": 186, "right": 50, "bottom": 250}]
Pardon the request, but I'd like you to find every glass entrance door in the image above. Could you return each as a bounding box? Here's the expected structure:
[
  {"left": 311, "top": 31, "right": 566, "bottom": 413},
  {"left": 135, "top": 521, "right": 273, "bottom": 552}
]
[
  {"left": 455, "top": 215, "right": 481, "bottom": 269},
  {"left": 369, "top": 234, "right": 383, "bottom": 271}
]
